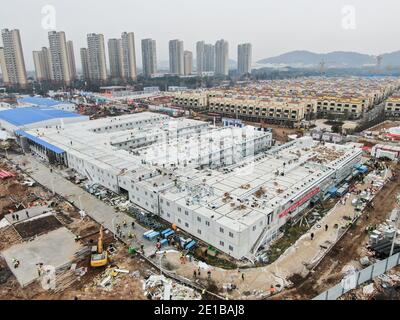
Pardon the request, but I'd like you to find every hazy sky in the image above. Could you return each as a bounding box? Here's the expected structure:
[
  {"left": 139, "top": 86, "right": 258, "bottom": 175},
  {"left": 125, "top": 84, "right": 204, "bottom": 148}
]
[{"left": 1, "top": 0, "right": 400, "bottom": 70}]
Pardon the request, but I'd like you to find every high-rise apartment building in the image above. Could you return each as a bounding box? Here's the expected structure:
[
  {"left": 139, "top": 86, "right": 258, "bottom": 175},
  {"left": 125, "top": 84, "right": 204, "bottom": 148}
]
[
  {"left": 141, "top": 38, "right": 157, "bottom": 77},
  {"left": 48, "top": 31, "right": 72, "bottom": 84},
  {"left": 169, "top": 39, "right": 184, "bottom": 75},
  {"left": 184, "top": 51, "right": 193, "bottom": 75},
  {"left": 108, "top": 38, "right": 123, "bottom": 80},
  {"left": 87, "top": 33, "right": 107, "bottom": 82},
  {"left": 33, "top": 47, "right": 53, "bottom": 82},
  {"left": 196, "top": 41, "right": 205, "bottom": 75},
  {"left": 238, "top": 43, "right": 252, "bottom": 75},
  {"left": 215, "top": 39, "right": 229, "bottom": 76},
  {"left": 0, "top": 29, "right": 28, "bottom": 87},
  {"left": 204, "top": 44, "right": 215, "bottom": 72},
  {"left": 108, "top": 32, "right": 137, "bottom": 82},
  {"left": 80, "top": 48, "right": 90, "bottom": 80},
  {"left": 0, "top": 48, "right": 9, "bottom": 84},
  {"left": 67, "top": 41, "right": 77, "bottom": 80},
  {"left": 121, "top": 32, "right": 137, "bottom": 81}
]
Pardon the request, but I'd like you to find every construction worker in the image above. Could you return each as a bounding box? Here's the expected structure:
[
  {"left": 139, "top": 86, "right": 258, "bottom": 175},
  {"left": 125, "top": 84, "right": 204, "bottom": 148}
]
[
  {"left": 193, "top": 270, "right": 197, "bottom": 279},
  {"left": 11, "top": 213, "right": 15, "bottom": 221},
  {"left": 207, "top": 270, "right": 211, "bottom": 280},
  {"left": 12, "top": 258, "right": 20, "bottom": 269},
  {"left": 15, "top": 214, "right": 19, "bottom": 221},
  {"left": 128, "top": 232, "right": 133, "bottom": 239},
  {"left": 325, "top": 224, "right": 328, "bottom": 231},
  {"left": 37, "top": 264, "right": 43, "bottom": 277},
  {"left": 242, "top": 273, "right": 245, "bottom": 281},
  {"left": 123, "top": 220, "right": 127, "bottom": 228},
  {"left": 131, "top": 221, "right": 135, "bottom": 229},
  {"left": 269, "top": 285, "right": 276, "bottom": 295},
  {"left": 310, "top": 232, "right": 314, "bottom": 240},
  {"left": 26, "top": 210, "right": 29, "bottom": 218}
]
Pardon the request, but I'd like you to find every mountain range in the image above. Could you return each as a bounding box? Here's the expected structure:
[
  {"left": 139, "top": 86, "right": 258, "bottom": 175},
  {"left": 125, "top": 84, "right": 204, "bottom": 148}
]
[{"left": 257, "top": 50, "right": 400, "bottom": 68}]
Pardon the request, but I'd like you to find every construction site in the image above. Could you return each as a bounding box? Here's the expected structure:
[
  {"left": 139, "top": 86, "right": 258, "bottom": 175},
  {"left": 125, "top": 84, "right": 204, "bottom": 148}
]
[{"left": 0, "top": 93, "right": 400, "bottom": 301}]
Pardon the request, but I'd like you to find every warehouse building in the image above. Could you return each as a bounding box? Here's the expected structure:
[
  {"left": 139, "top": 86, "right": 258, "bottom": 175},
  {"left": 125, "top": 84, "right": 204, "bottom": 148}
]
[{"left": 0, "top": 106, "right": 88, "bottom": 132}]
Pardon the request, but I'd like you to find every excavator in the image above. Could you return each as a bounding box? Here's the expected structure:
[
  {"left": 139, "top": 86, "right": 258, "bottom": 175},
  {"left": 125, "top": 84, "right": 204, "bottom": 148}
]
[{"left": 90, "top": 226, "right": 108, "bottom": 267}]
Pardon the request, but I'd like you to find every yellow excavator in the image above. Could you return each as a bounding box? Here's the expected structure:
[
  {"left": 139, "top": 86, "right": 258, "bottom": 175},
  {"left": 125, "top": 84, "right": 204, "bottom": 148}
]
[{"left": 90, "top": 226, "right": 108, "bottom": 267}]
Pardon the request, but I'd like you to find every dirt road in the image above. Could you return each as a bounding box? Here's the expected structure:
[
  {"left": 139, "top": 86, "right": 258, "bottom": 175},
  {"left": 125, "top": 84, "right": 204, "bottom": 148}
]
[{"left": 276, "top": 164, "right": 400, "bottom": 300}]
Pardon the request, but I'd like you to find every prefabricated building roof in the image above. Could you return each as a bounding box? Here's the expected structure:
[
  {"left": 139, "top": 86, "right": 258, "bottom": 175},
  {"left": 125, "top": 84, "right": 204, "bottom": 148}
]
[
  {"left": 18, "top": 96, "right": 73, "bottom": 107},
  {"left": 0, "top": 107, "right": 82, "bottom": 126},
  {"left": 15, "top": 130, "right": 65, "bottom": 154}
]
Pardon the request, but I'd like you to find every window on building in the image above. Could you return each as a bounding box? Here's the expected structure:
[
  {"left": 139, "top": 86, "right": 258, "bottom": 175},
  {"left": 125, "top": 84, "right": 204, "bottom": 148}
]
[
  {"left": 220, "top": 227, "right": 224, "bottom": 233},
  {"left": 229, "top": 232, "right": 234, "bottom": 238},
  {"left": 220, "top": 241, "right": 224, "bottom": 246}
]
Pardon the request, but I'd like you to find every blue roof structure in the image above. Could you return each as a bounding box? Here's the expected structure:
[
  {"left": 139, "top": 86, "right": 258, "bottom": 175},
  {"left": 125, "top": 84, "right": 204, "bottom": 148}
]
[
  {"left": 18, "top": 96, "right": 71, "bottom": 107},
  {"left": 15, "top": 130, "right": 65, "bottom": 154},
  {"left": 0, "top": 107, "right": 82, "bottom": 126}
]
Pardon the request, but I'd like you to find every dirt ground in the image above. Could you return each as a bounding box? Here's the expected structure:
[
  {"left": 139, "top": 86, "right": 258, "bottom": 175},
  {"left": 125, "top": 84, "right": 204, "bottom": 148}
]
[
  {"left": 275, "top": 163, "right": 400, "bottom": 300},
  {"left": 0, "top": 158, "right": 149, "bottom": 300},
  {"left": 14, "top": 215, "right": 62, "bottom": 239},
  {"left": 0, "top": 160, "right": 54, "bottom": 220},
  {"left": 0, "top": 221, "right": 151, "bottom": 300},
  {"left": 0, "top": 226, "right": 21, "bottom": 251},
  {"left": 242, "top": 121, "right": 301, "bottom": 143},
  {"left": 35, "top": 243, "right": 148, "bottom": 300}
]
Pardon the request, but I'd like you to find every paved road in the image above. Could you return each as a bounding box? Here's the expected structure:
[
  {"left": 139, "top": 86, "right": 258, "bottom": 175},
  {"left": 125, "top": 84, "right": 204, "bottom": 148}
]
[{"left": 9, "top": 154, "right": 159, "bottom": 256}]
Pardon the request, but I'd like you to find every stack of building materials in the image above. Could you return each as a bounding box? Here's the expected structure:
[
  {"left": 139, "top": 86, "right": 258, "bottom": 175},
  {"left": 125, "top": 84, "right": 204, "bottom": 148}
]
[{"left": 143, "top": 274, "right": 201, "bottom": 300}]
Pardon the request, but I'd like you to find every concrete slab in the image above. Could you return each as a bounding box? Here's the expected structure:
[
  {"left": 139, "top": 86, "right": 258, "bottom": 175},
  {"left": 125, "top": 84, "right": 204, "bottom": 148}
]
[
  {"left": 1, "top": 227, "right": 82, "bottom": 287},
  {"left": 5, "top": 205, "right": 50, "bottom": 225}
]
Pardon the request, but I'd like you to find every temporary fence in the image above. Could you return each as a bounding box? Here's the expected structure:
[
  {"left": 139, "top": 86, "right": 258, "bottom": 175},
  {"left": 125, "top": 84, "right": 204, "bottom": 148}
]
[{"left": 313, "top": 252, "right": 400, "bottom": 300}]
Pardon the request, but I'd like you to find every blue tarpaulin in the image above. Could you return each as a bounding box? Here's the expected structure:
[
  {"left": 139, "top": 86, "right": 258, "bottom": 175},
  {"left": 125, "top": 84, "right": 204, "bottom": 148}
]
[
  {"left": 18, "top": 97, "right": 67, "bottom": 107},
  {"left": 15, "top": 130, "right": 65, "bottom": 154},
  {"left": 328, "top": 187, "right": 338, "bottom": 195},
  {"left": 357, "top": 165, "right": 368, "bottom": 173},
  {"left": 0, "top": 107, "right": 81, "bottom": 126}
]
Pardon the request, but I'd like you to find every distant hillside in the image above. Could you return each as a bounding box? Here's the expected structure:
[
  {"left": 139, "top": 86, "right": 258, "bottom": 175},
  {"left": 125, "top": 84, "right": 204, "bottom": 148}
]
[
  {"left": 257, "top": 50, "right": 400, "bottom": 68},
  {"left": 381, "top": 51, "right": 400, "bottom": 67}
]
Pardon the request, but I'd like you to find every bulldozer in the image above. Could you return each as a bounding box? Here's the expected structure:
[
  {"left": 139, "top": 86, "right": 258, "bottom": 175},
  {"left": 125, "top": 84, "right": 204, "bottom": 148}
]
[{"left": 90, "top": 226, "right": 108, "bottom": 267}]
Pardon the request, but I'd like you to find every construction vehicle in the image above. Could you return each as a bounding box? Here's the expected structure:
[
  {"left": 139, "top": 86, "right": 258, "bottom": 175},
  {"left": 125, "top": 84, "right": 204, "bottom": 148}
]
[{"left": 90, "top": 226, "right": 108, "bottom": 267}]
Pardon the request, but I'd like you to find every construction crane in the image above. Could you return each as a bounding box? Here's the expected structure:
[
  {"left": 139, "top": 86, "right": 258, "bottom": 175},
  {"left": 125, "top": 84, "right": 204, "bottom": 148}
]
[
  {"left": 90, "top": 226, "right": 108, "bottom": 267},
  {"left": 319, "top": 60, "right": 326, "bottom": 75},
  {"left": 376, "top": 55, "right": 383, "bottom": 69}
]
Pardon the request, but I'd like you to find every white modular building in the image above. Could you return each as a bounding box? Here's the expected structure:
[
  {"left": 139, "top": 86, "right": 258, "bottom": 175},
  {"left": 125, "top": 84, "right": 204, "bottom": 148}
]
[{"left": 18, "top": 111, "right": 362, "bottom": 260}]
